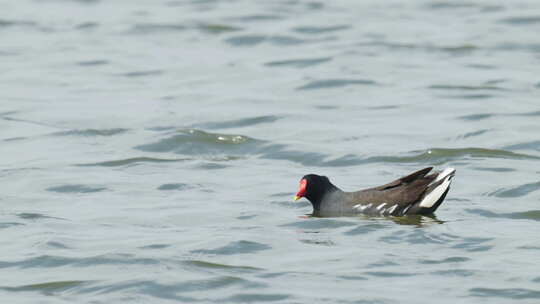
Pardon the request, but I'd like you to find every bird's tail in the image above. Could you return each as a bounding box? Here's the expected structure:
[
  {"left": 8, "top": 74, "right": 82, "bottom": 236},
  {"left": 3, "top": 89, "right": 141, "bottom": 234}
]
[{"left": 417, "top": 167, "right": 456, "bottom": 213}]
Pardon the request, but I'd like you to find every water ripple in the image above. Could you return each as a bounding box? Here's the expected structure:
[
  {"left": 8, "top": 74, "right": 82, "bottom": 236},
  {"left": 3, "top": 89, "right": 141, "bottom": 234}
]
[
  {"left": 473, "top": 166, "right": 515, "bottom": 172},
  {"left": 0, "top": 19, "right": 38, "bottom": 29},
  {"left": 299, "top": 238, "right": 335, "bottom": 246},
  {"left": 52, "top": 128, "right": 128, "bottom": 137},
  {"left": 459, "top": 110, "right": 540, "bottom": 122},
  {"left": 196, "top": 23, "right": 241, "bottom": 34},
  {"left": 128, "top": 23, "right": 186, "bottom": 34},
  {"left": 139, "top": 244, "right": 170, "bottom": 250},
  {"left": 79, "top": 277, "right": 262, "bottom": 301},
  {"left": 456, "top": 129, "right": 490, "bottom": 139},
  {"left": 432, "top": 269, "right": 475, "bottom": 277},
  {"left": 296, "top": 79, "right": 376, "bottom": 90},
  {"left": 46, "top": 184, "right": 107, "bottom": 193},
  {"left": 292, "top": 25, "right": 350, "bottom": 34},
  {"left": 230, "top": 15, "right": 284, "bottom": 22},
  {"left": 183, "top": 260, "right": 262, "bottom": 273},
  {"left": 504, "top": 140, "right": 540, "bottom": 151},
  {"left": 495, "top": 42, "right": 540, "bottom": 53},
  {"left": 488, "top": 181, "right": 540, "bottom": 198},
  {"left": 470, "top": 287, "right": 540, "bottom": 299},
  {"left": 157, "top": 183, "right": 192, "bottom": 191},
  {"left": 75, "top": 22, "right": 98, "bottom": 30},
  {"left": 17, "top": 213, "right": 61, "bottom": 221},
  {"left": 135, "top": 129, "right": 540, "bottom": 166},
  {"left": 1, "top": 280, "right": 89, "bottom": 294},
  {"left": 381, "top": 148, "right": 540, "bottom": 163},
  {"left": 428, "top": 84, "right": 506, "bottom": 91},
  {"left": 190, "top": 241, "right": 271, "bottom": 256},
  {"left": 0, "top": 222, "right": 24, "bottom": 229},
  {"left": 76, "top": 60, "right": 109, "bottom": 66},
  {"left": 225, "top": 35, "right": 266, "bottom": 46},
  {"left": 260, "top": 148, "right": 362, "bottom": 167},
  {"left": 467, "top": 209, "right": 540, "bottom": 221},
  {"left": 458, "top": 113, "right": 493, "bottom": 121},
  {"left": 76, "top": 157, "right": 189, "bottom": 167},
  {"left": 452, "top": 237, "right": 494, "bottom": 252},
  {"left": 380, "top": 229, "right": 451, "bottom": 245},
  {"left": 120, "top": 70, "right": 163, "bottom": 78},
  {"left": 225, "top": 35, "right": 307, "bottom": 47},
  {"left": 194, "top": 115, "right": 280, "bottom": 129},
  {"left": 425, "top": 2, "right": 479, "bottom": 9},
  {"left": 444, "top": 94, "right": 494, "bottom": 99},
  {"left": 224, "top": 293, "right": 289, "bottom": 302},
  {"left": 134, "top": 129, "right": 255, "bottom": 155},
  {"left": 0, "top": 254, "right": 159, "bottom": 269},
  {"left": 364, "top": 271, "right": 416, "bottom": 278},
  {"left": 418, "top": 256, "right": 470, "bottom": 264},
  {"left": 466, "top": 63, "right": 497, "bottom": 70},
  {"left": 281, "top": 218, "right": 356, "bottom": 229},
  {"left": 344, "top": 222, "right": 388, "bottom": 235},
  {"left": 499, "top": 16, "right": 540, "bottom": 25},
  {"left": 192, "top": 162, "right": 228, "bottom": 170},
  {"left": 513, "top": 110, "right": 540, "bottom": 117},
  {"left": 264, "top": 57, "right": 332, "bottom": 68}
]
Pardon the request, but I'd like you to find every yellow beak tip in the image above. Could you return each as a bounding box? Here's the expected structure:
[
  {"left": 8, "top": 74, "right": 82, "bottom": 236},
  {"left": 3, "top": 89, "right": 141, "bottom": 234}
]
[{"left": 293, "top": 196, "right": 301, "bottom": 201}]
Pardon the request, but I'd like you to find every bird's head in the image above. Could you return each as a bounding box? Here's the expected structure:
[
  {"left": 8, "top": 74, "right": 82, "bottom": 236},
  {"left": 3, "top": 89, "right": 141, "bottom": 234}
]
[{"left": 294, "top": 174, "right": 336, "bottom": 208}]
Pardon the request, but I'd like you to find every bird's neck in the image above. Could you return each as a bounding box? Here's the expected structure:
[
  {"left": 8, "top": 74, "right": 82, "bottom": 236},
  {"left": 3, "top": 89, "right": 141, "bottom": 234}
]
[{"left": 307, "top": 182, "right": 341, "bottom": 211}]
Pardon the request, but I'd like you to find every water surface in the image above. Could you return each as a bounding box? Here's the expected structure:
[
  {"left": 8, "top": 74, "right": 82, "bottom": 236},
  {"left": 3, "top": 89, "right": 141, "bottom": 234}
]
[{"left": 1, "top": 0, "right": 540, "bottom": 303}]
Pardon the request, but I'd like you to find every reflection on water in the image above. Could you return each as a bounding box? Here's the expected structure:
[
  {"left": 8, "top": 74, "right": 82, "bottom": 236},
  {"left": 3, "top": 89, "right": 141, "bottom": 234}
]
[{"left": 308, "top": 212, "right": 444, "bottom": 227}]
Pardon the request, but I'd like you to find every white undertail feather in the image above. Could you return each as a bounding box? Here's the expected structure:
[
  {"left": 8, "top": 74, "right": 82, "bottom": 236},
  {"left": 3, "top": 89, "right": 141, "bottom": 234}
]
[{"left": 419, "top": 168, "right": 456, "bottom": 208}]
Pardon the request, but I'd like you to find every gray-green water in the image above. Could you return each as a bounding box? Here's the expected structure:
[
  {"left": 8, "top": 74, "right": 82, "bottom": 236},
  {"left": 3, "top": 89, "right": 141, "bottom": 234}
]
[{"left": 1, "top": 0, "right": 540, "bottom": 303}]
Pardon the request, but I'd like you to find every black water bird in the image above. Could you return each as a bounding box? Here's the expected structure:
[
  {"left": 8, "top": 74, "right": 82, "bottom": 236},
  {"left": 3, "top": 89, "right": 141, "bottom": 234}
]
[{"left": 294, "top": 167, "right": 456, "bottom": 216}]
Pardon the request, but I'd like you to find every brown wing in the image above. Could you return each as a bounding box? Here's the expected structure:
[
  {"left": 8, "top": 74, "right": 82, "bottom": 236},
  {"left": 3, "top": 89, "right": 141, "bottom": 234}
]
[{"left": 372, "top": 167, "right": 433, "bottom": 191}]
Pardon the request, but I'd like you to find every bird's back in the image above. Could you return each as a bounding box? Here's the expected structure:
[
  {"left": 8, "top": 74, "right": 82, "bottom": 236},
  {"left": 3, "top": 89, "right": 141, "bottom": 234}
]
[{"left": 316, "top": 167, "right": 453, "bottom": 216}]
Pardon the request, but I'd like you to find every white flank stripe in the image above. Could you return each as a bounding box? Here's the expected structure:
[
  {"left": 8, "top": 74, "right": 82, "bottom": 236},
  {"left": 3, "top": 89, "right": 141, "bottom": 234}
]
[
  {"left": 419, "top": 168, "right": 455, "bottom": 208},
  {"left": 376, "top": 203, "right": 386, "bottom": 210},
  {"left": 402, "top": 205, "right": 411, "bottom": 215},
  {"left": 354, "top": 203, "right": 373, "bottom": 211},
  {"left": 387, "top": 205, "right": 397, "bottom": 214},
  {"left": 361, "top": 203, "right": 372, "bottom": 211}
]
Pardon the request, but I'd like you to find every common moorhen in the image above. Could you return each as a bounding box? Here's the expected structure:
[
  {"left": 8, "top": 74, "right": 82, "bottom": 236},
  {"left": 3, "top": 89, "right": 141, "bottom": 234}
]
[{"left": 294, "top": 167, "right": 455, "bottom": 216}]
